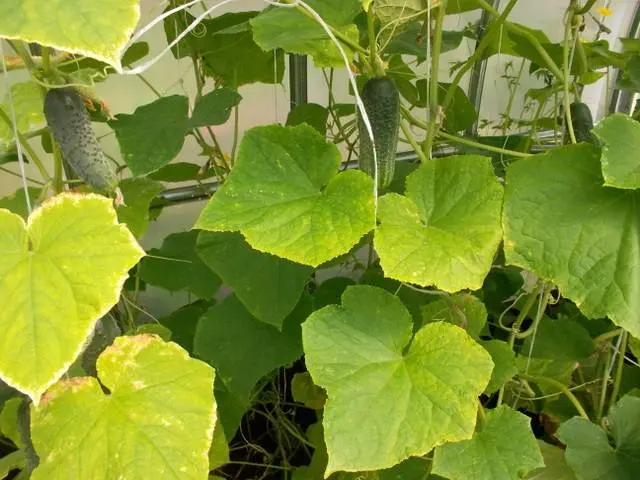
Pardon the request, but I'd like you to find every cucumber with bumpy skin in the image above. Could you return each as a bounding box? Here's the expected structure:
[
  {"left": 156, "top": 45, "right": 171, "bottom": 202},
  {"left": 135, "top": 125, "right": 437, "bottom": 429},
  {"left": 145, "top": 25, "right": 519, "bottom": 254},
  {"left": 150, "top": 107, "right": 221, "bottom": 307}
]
[
  {"left": 358, "top": 76, "right": 400, "bottom": 189},
  {"left": 565, "top": 102, "right": 597, "bottom": 145},
  {"left": 44, "top": 88, "right": 118, "bottom": 191}
]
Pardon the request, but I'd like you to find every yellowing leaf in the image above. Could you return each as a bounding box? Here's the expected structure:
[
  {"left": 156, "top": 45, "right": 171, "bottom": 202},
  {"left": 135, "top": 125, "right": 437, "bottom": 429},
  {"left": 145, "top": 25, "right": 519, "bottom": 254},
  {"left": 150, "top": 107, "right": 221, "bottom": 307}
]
[
  {"left": 30, "top": 335, "right": 216, "bottom": 479},
  {"left": 0, "top": 0, "right": 140, "bottom": 72},
  {"left": 0, "top": 193, "right": 144, "bottom": 402}
]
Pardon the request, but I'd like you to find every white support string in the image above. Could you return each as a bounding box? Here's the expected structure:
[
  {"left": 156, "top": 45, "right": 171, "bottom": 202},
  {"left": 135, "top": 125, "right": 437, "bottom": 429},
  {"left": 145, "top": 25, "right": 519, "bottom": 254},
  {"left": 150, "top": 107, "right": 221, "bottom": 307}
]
[
  {"left": 0, "top": 41, "right": 32, "bottom": 215},
  {"left": 120, "top": 0, "right": 379, "bottom": 213}
]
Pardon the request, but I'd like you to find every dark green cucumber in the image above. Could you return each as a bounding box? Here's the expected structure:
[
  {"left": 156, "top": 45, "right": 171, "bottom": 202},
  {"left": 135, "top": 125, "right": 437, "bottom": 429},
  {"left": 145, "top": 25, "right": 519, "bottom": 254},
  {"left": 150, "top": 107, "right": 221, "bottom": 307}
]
[
  {"left": 358, "top": 76, "right": 400, "bottom": 189},
  {"left": 565, "top": 102, "right": 597, "bottom": 145},
  {"left": 44, "top": 88, "right": 118, "bottom": 191}
]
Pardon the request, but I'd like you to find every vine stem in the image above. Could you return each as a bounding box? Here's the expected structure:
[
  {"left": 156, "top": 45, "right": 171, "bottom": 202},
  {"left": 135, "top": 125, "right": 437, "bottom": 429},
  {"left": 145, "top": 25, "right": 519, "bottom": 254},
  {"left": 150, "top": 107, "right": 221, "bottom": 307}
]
[
  {"left": 0, "top": 105, "right": 51, "bottom": 183},
  {"left": 575, "top": 0, "right": 597, "bottom": 15},
  {"left": 519, "top": 374, "right": 590, "bottom": 419},
  {"left": 594, "top": 328, "right": 623, "bottom": 344},
  {"left": 367, "top": 6, "right": 379, "bottom": 75},
  {"left": 496, "top": 282, "right": 546, "bottom": 406},
  {"left": 563, "top": 2, "right": 578, "bottom": 144},
  {"left": 400, "top": 122, "right": 429, "bottom": 162},
  {"left": 608, "top": 331, "right": 628, "bottom": 412},
  {"left": 402, "top": 106, "right": 529, "bottom": 157},
  {"left": 423, "top": 1, "right": 447, "bottom": 159}
]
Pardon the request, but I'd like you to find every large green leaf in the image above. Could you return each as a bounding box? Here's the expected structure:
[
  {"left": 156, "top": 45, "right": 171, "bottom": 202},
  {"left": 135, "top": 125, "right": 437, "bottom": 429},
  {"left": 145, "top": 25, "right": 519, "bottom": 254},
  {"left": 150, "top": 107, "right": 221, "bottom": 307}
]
[
  {"left": 503, "top": 143, "right": 640, "bottom": 338},
  {"left": 480, "top": 340, "right": 517, "bottom": 394},
  {"left": 164, "top": 10, "right": 284, "bottom": 87},
  {"left": 522, "top": 317, "right": 595, "bottom": 363},
  {"left": 0, "top": 0, "right": 139, "bottom": 72},
  {"left": 116, "top": 177, "right": 164, "bottom": 238},
  {"left": 420, "top": 293, "right": 487, "bottom": 338},
  {"left": 194, "top": 294, "right": 306, "bottom": 403},
  {"left": 526, "top": 442, "right": 578, "bottom": 480},
  {"left": 592, "top": 114, "right": 640, "bottom": 189},
  {"left": 138, "top": 230, "right": 221, "bottom": 299},
  {"left": 0, "top": 82, "right": 45, "bottom": 151},
  {"left": 375, "top": 155, "right": 503, "bottom": 291},
  {"left": 374, "top": 0, "right": 441, "bottom": 26},
  {"left": 195, "top": 124, "right": 375, "bottom": 267},
  {"left": 433, "top": 405, "right": 544, "bottom": 480},
  {"left": 557, "top": 395, "right": 640, "bottom": 479},
  {"left": 0, "top": 188, "right": 41, "bottom": 220},
  {"left": 159, "top": 300, "right": 213, "bottom": 354},
  {"left": 0, "top": 193, "right": 144, "bottom": 402},
  {"left": 196, "top": 231, "right": 312, "bottom": 329},
  {"left": 110, "top": 89, "right": 240, "bottom": 176},
  {"left": 250, "top": 0, "right": 361, "bottom": 68},
  {"left": 30, "top": 335, "right": 215, "bottom": 479},
  {"left": 302, "top": 285, "right": 493, "bottom": 474},
  {"left": 109, "top": 95, "right": 189, "bottom": 176}
]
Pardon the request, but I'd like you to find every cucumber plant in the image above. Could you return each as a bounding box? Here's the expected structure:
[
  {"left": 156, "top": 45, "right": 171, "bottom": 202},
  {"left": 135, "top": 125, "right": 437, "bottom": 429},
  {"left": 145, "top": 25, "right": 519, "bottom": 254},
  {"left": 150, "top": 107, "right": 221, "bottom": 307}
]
[{"left": 1, "top": 0, "right": 640, "bottom": 479}]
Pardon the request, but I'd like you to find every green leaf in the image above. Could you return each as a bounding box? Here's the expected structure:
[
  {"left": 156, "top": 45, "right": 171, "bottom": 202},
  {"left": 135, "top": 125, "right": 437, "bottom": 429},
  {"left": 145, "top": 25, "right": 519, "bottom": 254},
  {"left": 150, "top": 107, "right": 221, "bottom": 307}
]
[
  {"left": 480, "top": 340, "right": 518, "bottom": 394},
  {"left": 0, "top": 193, "right": 144, "bottom": 402},
  {"left": 312, "top": 277, "right": 356, "bottom": 310},
  {"left": 30, "top": 335, "right": 215, "bottom": 479},
  {"left": 437, "top": 82, "right": 479, "bottom": 133},
  {"left": 557, "top": 395, "right": 640, "bottom": 480},
  {"left": 503, "top": 143, "right": 640, "bottom": 338},
  {"left": 0, "top": 188, "right": 41, "bottom": 220},
  {"left": 194, "top": 294, "right": 306, "bottom": 402},
  {"left": 196, "top": 231, "right": 312, "bottom": 329},
  {"left": 250, "top": 0, "right": 361, "bottom": 68},
  {"left": 134, "top": 323, "right": 172, "bottom": 341},
  {"left": 522, "top": 318, "right": 595, "bottom": 363},
  {"left": 194, "top": 124, "right": 375, "bottom": 267},
  {"left": 109, "top": 95, "right": 189, "bottom": 176},
  {"left": 0, "top": 450, "right": 25, "bottom": 479},
  {"left": 189, "top": 88, "right": 242, "bottom": 128},
  {"left": 295, "top": 421, "right": 432, "bottom": 480},
  {"left": 291, "top": 372, "right": 326, "bottom": 410},
  {"left": 526, "top": 442, "right": 578, "bottom": 480},
  {"left": 0, "top": 0, "right": 139, "bottom": 72},
  {"left": 147, "top": 162, "right": 202, "bottom": 183},
  {"left": 287, "top": 103, "right": 330, "bottom": 134},
  {"left": 386, "top": 26, "right": 463, "bottom": 61},
  {"left": 592, "top": 114, "right": 640, "bottom": 189},
  {"left": 375, "top": 155, "right": 504, "bottom": 291},
  {"left": 159, "top": 300, "right": 213, "bottom": 354},
  {"left": 0, "top": 82, "right": 45, "bottom": 151},
  {"left": 0, "top": 397, "right": 22, "bottom": 447},
  {"left": 420, "top": 293, "right": 487, "bottom": 338},
  {"left": 116, "top": 177, "right": 164, "bottom": 238},
  {"left": 302, "top": 285, "right": 494, "bottom": 473},
  {"left": 138, "top": 230, "right": 221, "bottom": 299},
  {"left": 375, "top": 0, "right": 441, "bottom": 26},
  {"left": 164, "top": 11, "right": 284, "bottom": 87},
  {"left": 433, "top": 405, "right": 544, "bottom": 480}
]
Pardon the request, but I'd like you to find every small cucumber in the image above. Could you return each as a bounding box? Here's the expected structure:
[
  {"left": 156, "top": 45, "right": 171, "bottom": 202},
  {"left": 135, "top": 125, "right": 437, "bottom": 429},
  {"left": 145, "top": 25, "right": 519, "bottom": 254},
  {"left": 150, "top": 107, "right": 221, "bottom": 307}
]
[
  {"left": 44, "top": 88, "right": 118, "bottom": 191},
  {"left": 358, "top": 76, "right": 400, "bottom": 189},
  {"left": 565, "top": 102, "right": 597, "bottom": 145}
]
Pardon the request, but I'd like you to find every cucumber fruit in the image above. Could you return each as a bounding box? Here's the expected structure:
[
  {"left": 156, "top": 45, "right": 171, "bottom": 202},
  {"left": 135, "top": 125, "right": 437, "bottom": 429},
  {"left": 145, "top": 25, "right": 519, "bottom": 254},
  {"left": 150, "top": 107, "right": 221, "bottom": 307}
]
[
  {"left": 565, "top": 102, "right": 597, "bottom": 145},
  {"left": 44, "top": 88, "right": 118, "bottom": 191},
  {"left": 358, "top": 76, "right": 400, "bottom": 189}
]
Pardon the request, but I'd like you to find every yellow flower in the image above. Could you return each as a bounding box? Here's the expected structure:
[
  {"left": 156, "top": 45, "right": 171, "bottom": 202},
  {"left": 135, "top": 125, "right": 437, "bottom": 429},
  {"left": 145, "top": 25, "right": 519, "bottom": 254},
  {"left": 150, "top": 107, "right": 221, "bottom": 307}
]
[{"left": 596, "top": 6, "right": 613, "bottom": 17}]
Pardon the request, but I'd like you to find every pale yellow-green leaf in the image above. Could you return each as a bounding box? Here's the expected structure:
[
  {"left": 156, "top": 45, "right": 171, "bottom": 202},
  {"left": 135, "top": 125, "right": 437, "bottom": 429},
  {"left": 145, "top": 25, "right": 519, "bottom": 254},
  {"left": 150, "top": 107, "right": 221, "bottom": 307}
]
[
  {"left": 0, "top": 0, "right": 140, "bottom": 72},
  {"left": 0, "top": 193, "right": 144, "bottom": 403},
  {"left": 30, "top": 335, "right": 216, "bottom": 479}
]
